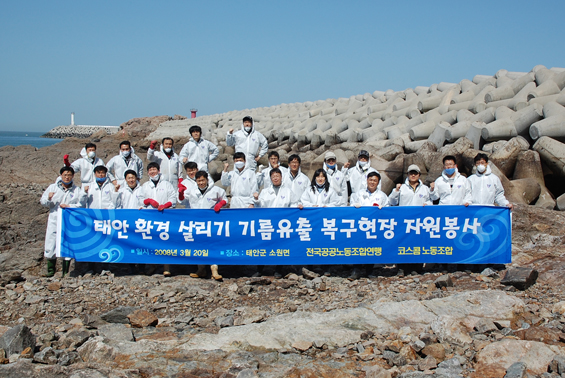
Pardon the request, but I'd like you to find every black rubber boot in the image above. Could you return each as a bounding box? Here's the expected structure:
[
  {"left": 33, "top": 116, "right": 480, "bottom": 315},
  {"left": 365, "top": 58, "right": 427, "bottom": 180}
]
[
  {"left": 62, "top": 260, "right": 71, "bottom": 277},
  {"left": 45, "top": 259, "right": 56, "bottom": 277}
]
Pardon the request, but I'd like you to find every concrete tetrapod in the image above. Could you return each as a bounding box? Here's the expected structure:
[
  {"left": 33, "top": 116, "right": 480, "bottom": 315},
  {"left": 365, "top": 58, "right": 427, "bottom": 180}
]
[
  {"left": 488, "top": 136, "right": 530, "bottom": 178},
  {"left": 512, "top": 150, "right": 556, "bottom": 210},
  {"left": 446, "top": 108, "right": 496, "bottom": 142},
  {"left": 481, "top": 104, "right": 543, "bottom": 141},
  {"left": 533, "top": 136, "right": 565, "bottom": 178},
  {"left": 529, "top": 102, "right": 565, "bottom": 140}
]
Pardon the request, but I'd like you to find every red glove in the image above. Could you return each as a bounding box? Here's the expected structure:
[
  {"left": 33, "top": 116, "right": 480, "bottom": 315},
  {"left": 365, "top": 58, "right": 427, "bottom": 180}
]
[
  {"left": 214, "top": 200, "right": 227, "bottom": 212},
  {"left": 63, "top": 154, "right": 70, "bottom": 167},
  {"left": 158, "top": 202, "right": 172, "bottom": 211},
  {"left": 178, "top": 183, "right": 187, "bottom": 201},
  {"left": 149, "top": 140, "right": 157, "bottom": 150},
  {"left": 373, "top": 203, "right": 379, "bottom": 206},
  {"left": 178, "top": 178, "right": 184, "bottom": 186},
  {"left": 144, "top": 198, "right": 159, "bottom": 208}
]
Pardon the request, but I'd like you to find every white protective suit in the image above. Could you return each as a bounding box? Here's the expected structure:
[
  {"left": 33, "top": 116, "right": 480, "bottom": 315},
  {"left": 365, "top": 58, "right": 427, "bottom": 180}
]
[
  {"left": 147, "top": 146, "right": 182, "bottom": 184},
  {"left": 226, "top": 122, "right": 268, "bottom": 170},
  {"left": 70, "top": 148, "right": 105, "bottom": 188},
  {"left": 430, "top": 168, "right": 472, "bottom": 205},
  {"left": 179, "top": 174, "right": 214, "bottom": 208},
  {"left": 388, "top": 179, "right": 433, "bottom": 206},
  {"left": 323, "top": 164, "right": 348, "bottom": 206},
  {"left": 257, "top": 163, "right": 288, "bottom": 189},
  {"left": 282, "top": 168, "right": 310, "bottom": 203},
  {"left": 40, "top": 180, "right": 85, "bottom": 258},
  {"left": 185, "top": 185, "right": 227, "bottom": 209},
  {"left": 344, "top": 161, "right": 380, "bottom": 193},
  {"left": 221, "top": 168, "right": 258, "bottom": 208},
  {"left": 84, "top": 179, "right": 120, "bottom": 209},
  {"left": 253, "top": 185, "right": 296, "bottom": 208},
  {"left": 299, "top": 186, "right": 341, "bottom": 207},
  {"left": 178, "top": 137, "right": 219, "bottom": 172},
  {"left": 467, "top": 165, "right": 510, "bottom": 206},
  {"left": 117, "top": 183, "right": 145, "bottom": 209},
  {"left": 350, "top": 189, "right": 389, "bottom": 207},
  {"left": 106, "top": 148, "right": 144, "bottom": 186},
  {"left": 140, "top": 178, "right": 177, "bottom": 208}
]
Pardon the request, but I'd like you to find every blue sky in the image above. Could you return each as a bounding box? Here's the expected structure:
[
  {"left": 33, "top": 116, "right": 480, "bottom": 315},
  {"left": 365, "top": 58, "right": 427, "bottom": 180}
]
[{"left": 0, "top": 1, "right": 563, "bottom": 132}]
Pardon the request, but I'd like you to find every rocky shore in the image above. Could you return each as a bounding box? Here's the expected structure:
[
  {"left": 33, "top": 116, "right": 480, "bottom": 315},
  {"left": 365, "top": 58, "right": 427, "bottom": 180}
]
[{"left": 2, "top": 65, "right": 565, "bottom": 376}]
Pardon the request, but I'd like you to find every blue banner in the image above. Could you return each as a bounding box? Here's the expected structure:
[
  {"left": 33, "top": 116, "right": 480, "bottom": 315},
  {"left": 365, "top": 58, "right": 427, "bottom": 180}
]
[{"left": 57, "top": 206, "right": 511, "bottom": 265}]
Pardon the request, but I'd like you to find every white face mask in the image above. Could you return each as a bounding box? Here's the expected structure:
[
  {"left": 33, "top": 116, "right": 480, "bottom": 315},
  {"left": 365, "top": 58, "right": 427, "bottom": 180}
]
[
  {"left": 235, "top": 161, "right": 245, "bottom": 169},
  {"left": 121, "top": 150, "right": 131, "bottom": 157},
  {"left": 150, "top": 173, "right": 161, "bottom": 182},
  {"left": 477, "top": 164, "right": 486, "bottom": 173},
  {"left": 244, "top": 126, "right": 252, "bottom": 133},
  {"left": 87, "top": 151, "right": 96, "bottom": 159},
  {"left": 164, "top": 148, "right": 172, "bottom": 153},
  {"left": 358, "top": 161, "right": 367, "bottom": 167}
]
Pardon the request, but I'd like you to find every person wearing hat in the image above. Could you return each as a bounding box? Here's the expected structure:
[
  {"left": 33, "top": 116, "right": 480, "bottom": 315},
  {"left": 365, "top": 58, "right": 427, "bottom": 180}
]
[
  {"left": 179, "top": 125, "right": 219, "bottom": 173},
  {"left": 226, "top": 116, "right": 268, "bottom": 171},
  {"left": 343, "top": 150, "right": 380, "bottom": 195},
  {"left": 322, "top": 151, "right": 348, "bottom": 206},
  {"left": 388, "top": 164, "right": 432, "bottom": 206}
]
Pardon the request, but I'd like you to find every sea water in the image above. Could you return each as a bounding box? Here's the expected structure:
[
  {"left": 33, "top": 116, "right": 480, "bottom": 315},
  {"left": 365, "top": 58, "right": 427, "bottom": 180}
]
[{"left": 0, "top": 131, "right": 61, "bottom": 149}]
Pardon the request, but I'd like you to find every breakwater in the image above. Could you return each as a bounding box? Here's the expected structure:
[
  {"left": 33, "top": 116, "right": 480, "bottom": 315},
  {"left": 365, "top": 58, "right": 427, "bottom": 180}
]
[{"left": 41, "top": 125, "right": 120, "bottom": 139}]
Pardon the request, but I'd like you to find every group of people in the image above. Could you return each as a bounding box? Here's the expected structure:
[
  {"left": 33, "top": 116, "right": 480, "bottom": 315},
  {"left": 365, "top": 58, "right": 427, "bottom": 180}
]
[{"left": 41, "top": 115, "right": 512, "bottom": 278}]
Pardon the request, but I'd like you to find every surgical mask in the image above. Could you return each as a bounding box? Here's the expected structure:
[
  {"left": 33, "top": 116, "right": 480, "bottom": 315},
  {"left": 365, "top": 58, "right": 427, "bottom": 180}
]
[
  {"left": 316, "top": 182, "right": 325, "bottom": 188},
  {"left": 61, "top": 179, "right": 73, "bottom": 185},
  {"left": 444, "top": 168, "right": 456, "bottom": 176},
  {"left": 121, "top": 150, "right": 131, "bottom": 157},
  {"left": 326, "top": 163, "right": 336, "bottom": 170},
  {"left": 358, "top": 161, "right": 367, "bottom": 167},
  {"left": 477, "top": 164, "right": 486, "bottom": 174},
  {"left": 88, "top": 151, "right": 96, "bottom": 159},
  {"left": 235, "top": 161, "right": 245, "bottom": 169},
  {"left": 164, "top": 148, "right": 172, "bottom": 153},
  {"left": 150, "top": 173, "right": 161, "bottom": 182},
  {"left": 95, "top": 177, "right": 106, "bottom": 183},
  {"left": 244, "top": 126, "right": 252, "bottom": 133}
]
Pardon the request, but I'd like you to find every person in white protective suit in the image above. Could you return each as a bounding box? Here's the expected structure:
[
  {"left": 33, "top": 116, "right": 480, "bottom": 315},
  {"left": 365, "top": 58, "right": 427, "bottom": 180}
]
[
  {"left": 253, "top": 168, "right": 296, "bottom": 208},
  {"left": 147, "top": 137, "right": 183, "bottom": 186},
  {"left": 322, "top": 151, "right": 348, "bottom": 206},
  {"left": 185, "top": 170, "right": 227, "bottom": 281},
  {"left": 282, "top": 154, "right": 310, "bottom": 201},
  {"left": 298, "top": 169, "right": 341, "bottom": 208},
  {"left": 64, "top": 142, "right": 105, "bottom": 189},
  {"left": 252, "top": 167, "right": 294, "bottom": 278},
  {"left": 256, "top": 151, "right": 288, "bottom": 189},
  {"left": 221, "top": 152, "right": 258, "bottom": 208},
  {"left": 350, "top": 171, "right": 389, "bottom": 208},
  {"left": 226, "top": 115, "right": 268, "bottom": 171},
  {"left": 106, "top": 140, "right": 144, "bottom": 187},
  {"left": 388, "top": 164, "right": 432, "bottom": 207},
  {"left": 83, "top": 165, "right": 120, "bottom": 209},
  {"left": 117, "top": 170, "right": 145, "bottom": 209},
  {"left": 140, "top": 162, "right": 177, "bottom": 277},
  {"left": 40, "top": 166, "right": 85, "bottom": 277},
  {"left": 343, "top": 150, "right": 380, "bottom": 194},
  {"left": 468, "top": 153, "right": 513, "bottom": 209},
  {"left": 178, "top": 125, "right": 219, "bottom": 172},
  {"left": 430, "top": 155, "right": 472, "bottom": 206},
  {"left": 178, "top": 161, "right": 214, "bottom": 208}
]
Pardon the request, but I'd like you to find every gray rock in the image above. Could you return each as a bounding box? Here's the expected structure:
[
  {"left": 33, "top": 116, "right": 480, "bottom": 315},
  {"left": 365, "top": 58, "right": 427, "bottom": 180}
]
[
  {"left": 245, "top": 277, "right": 271, "bottom": 286},
  {"left": 100, "top": 306, "right": 139, "bottom": 324},
  {"left": 474, "top": 319, "right": 498, "bottom": 334},
  {"left": 549, "top": 355, "right": 565, "bottom": 374},
  {"left": 481, "top": 267, "right": 499, "bottom": 278},
  {"left": 32, "top": 346, "right": 57, "bottom": 364},
  {"left": 217, "top": 316, "right": 235, "bottom": 328},
  {"left": 302, "top": 267, "right": 319, "bottom": 280},
  {"left": 501, "top": 267, "right": 538, "bottom": 290},
  {"left": 383, "top": 350, "right": 407, "bottom": 366},
  {"left": 97, "top": 323, "right": 134, "bottom": 342},
  {"left": 0, "top": 270, "right": 23, "bottom": 285},
  {"left": 58, "top": 328, "right": 92, "bottom": 349},
  {"left": 504, "top": 361, "right": 527, "bottom": 378},
  {"left": 236, "top": 369, "right": 259, "bottom": 378},
  {"left": 0, "top": 325, "right": 35, "bottom": 356},
  {"left": 434, "top": 274, "right": 453, "bottom": 288},
  {"left": 435, "top": 357, "right": 464, "bottom": 377},
  {"left": 58, "top": 351, "right": 80, "bottom": 366}
]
